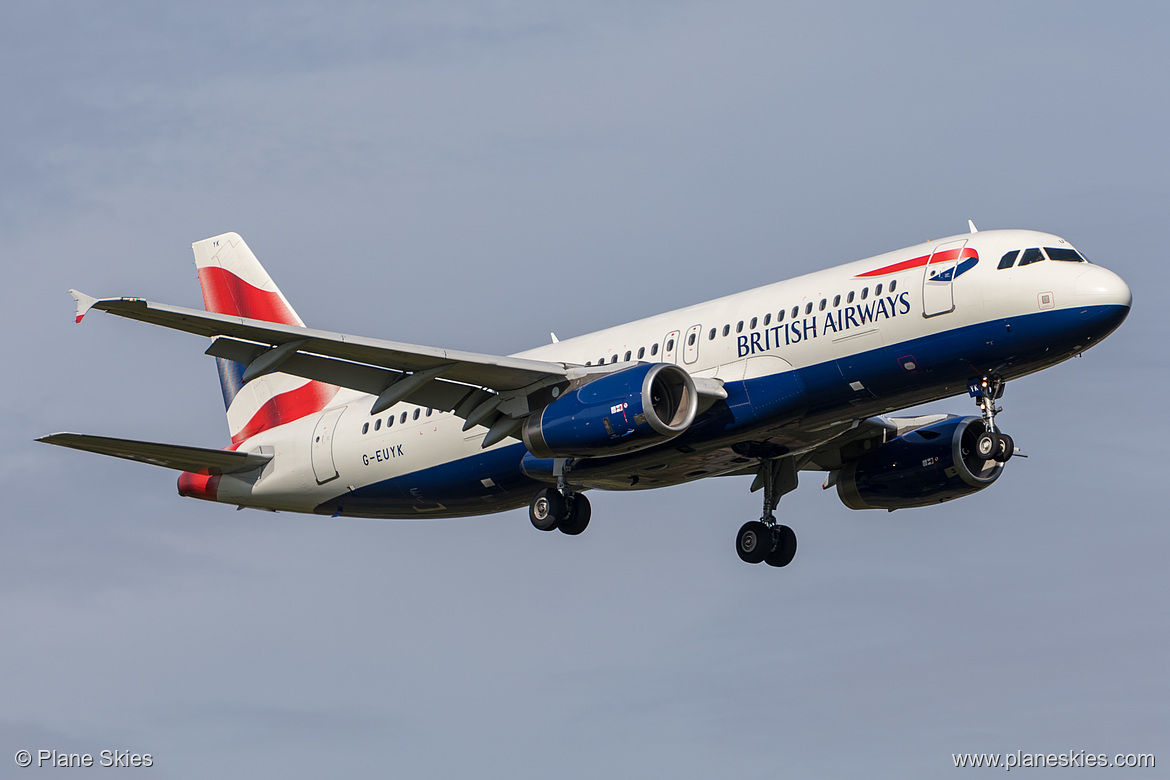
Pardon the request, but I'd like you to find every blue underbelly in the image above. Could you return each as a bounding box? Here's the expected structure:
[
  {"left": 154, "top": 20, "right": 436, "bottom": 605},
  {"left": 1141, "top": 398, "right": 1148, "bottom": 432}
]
[{"left": 319, "top": 304, "right": 1128, "bottom": 518}]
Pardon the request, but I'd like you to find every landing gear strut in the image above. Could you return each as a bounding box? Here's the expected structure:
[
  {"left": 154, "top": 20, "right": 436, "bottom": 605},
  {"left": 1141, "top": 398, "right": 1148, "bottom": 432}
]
[
  {"left": 970, "top": 376, "right": 1014, "bottom": 462},
  {"left": 529, "top": 458, "right": 591, "bottom": 535},
  {"left": 736, "top": 458, "right": 798, "bottom": 567}
]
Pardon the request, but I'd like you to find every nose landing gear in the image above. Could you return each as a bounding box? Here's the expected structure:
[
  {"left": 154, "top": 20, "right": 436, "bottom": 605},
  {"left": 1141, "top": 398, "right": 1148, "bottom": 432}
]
[{"left": 970, "top": 376, "right": 1015, "bottom": 462}]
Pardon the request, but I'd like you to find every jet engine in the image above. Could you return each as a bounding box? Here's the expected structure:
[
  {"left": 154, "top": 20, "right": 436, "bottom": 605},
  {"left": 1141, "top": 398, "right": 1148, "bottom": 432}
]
[
  {"left": 522, "top": 363, "right": 698, "bottom": 459},
  {"left": 836, "top": 416, "right": 1004, "bottom": 510}
]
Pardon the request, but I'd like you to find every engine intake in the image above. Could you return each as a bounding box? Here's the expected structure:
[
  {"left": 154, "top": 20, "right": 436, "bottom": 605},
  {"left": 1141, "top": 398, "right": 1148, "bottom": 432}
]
[
  {"left": 836, "top": 416, "right": 1004, "bottom": 510},
  {"left": 522, "top": 363, "right": 698, "bottom": 459}
]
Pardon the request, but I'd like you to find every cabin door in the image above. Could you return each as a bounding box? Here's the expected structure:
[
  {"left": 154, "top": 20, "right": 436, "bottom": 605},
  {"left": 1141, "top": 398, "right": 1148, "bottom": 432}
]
[
  {"left": 311, "top": 406, "right": 346, "bottom": 484},
  {"left": 922, "top": 239, "right": 966, "bottom": 317}
]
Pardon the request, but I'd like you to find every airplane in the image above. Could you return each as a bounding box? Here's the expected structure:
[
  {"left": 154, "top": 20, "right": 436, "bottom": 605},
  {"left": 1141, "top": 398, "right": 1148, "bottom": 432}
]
[{"left": 40, "top": 224, "right": 1131, "bottom": 567}]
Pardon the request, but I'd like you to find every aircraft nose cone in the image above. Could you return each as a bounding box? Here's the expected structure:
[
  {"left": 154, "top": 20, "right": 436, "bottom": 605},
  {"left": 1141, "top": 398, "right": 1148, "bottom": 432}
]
[
  {"left": 1072, "top": 265, "right": 1131, "bottom": 343},
  {"left": 1075, "top": 265, "right": 1132, "bottom": 307}
]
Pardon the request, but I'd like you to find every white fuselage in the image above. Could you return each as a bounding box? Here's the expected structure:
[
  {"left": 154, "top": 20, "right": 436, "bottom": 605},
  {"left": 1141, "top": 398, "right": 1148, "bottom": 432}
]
[{"left": 210, "top": 229, "right": 1130, "bottom": 517}]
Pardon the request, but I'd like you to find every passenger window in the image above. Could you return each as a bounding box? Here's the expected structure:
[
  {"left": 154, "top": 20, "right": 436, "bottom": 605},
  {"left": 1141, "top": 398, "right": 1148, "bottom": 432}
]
[
  {"left": 736, "top": 321, "right": 744, "bottom": 333},
  {"left": 686, "top": 334, "right": 695, "bottom": 347},
  {"left": 890, "top": 279, "right": 897, "bottom": 292},
  {"left": 427, "top": 409, "right": 433, "bottom": 417},
  {"left": 777, "top": 309, "right": 785, "bottom": 322},
  {"left": 833, "top": 294, "right": 840, "bottom": 307},
  {"left": 624, "top": 350, "right": 632, "bottom": 361},
  {"left": 413, "top": 409, "right": 420, "bottom": 420},
  {"left": 861, "top": 287, "right": 869, "bottom": 300},
  {"left": 875, "top": 283, "right": 883, "bottom": 296},
  {"left": 707, "top": 329, "right": 715, "bottom": 341},
  {"left": 847, "top": 291, "right": 855, "bottom": 303},
  {"left": 763, "top": 313, "right": 771, "bottom": 326},
  {"left": 722, "top": 324, "right": 730, "bottom": 337},
  {"left": 805, "top": 302, "right": 813, "bottom": 315},
  {"left": 791, "top": 306, "right": 799, "bottom": 319},
  {"left": 818, "top": 299, "right": 826, "bottom": 311},
  {"left": 374, "top": 418, "right": 382, "bottom": 431},
  {"left": 585, "top": 361, "right": 591, "bottom": 366},
  {"left": 387, "top": 416, "right": 394, "bottom": 428},
  {"left": 637, "top": 346, "right": 646, "bottom": 358},
  {"left": 611, "top": 354, "right": 619, "bottom": 363},
  {"left": 400, "top": 412, "right": 408, "bottom": 424},
  {"left": 651, "top": 343, "right": 659, "bottom": 356},
  {"left": 1046, "top": 247, "right": 1085, "bottom": 262},
  {"left": 998, "top": 250, "right": 1019, "bottom": 269},
  {"left": 362, "top": 422, "right": 369, "bottom": 435},
  {"left": 746, "top": 317, "right": 754, "bottom": 329}
]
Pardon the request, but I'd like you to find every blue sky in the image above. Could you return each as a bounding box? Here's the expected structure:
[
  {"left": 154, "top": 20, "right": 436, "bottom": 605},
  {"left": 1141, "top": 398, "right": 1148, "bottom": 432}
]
[{"left": 3, "top": 3, "right": 1167, "bottom": 777}]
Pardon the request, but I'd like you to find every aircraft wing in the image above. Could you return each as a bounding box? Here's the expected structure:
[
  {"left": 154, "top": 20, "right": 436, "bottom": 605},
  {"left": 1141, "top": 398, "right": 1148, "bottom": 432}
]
[
  {"left": 38, "top": 433, "right": 271, "bottom": 475},
  {"left": 71, "top": 292, "right": 565, "bottom": 391},
  {"left": 721, "top": 413, "right": 958, "bottom": 495},
  {"left": 788, "top": 412, "right": 956, "bottom": 490},
  {"left": 70, "top": 291, "right": 727, "bottom": 447}
]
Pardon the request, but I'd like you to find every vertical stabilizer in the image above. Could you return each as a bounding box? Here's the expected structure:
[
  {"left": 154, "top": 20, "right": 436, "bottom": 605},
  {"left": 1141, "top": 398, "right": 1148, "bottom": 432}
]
[{"left": 193, "top": 233, "right": 338, "bottom": 444}]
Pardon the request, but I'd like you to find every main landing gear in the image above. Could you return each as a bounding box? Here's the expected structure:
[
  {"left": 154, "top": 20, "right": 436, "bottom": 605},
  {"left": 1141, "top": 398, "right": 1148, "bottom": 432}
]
[
  {"left": 736, "top": 458, "right": 799, "bottom": 567},
  {"left": 970, "top": 376, "right": 1015, "bottom": 463},
  {"left": 529, "top": 458, "right": 591, "bottom": 536}
]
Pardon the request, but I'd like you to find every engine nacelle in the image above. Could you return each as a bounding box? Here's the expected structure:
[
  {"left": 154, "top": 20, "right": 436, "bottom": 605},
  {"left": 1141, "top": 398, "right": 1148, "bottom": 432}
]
[
  {"left": 836, "top": 416, "right": 1004, "bottom": 510},
  {"left": 522, "top": 363, "right": 698, "bottom": 459}
]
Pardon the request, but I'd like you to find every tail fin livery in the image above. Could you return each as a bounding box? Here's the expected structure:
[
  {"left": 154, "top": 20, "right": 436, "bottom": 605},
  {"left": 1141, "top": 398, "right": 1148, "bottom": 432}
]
[{"left": 192, "top": 233, "right": 338, "bottom": 444}]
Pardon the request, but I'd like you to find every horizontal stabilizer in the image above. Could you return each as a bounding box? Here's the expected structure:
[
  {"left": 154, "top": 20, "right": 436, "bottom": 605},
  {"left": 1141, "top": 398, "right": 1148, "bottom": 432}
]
[{"left": 37, "top": 433, "right": 271, "bottom": 475}]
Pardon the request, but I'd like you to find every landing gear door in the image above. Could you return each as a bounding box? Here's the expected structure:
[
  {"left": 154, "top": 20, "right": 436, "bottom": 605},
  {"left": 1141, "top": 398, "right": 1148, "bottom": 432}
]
[
  {"left": 662, "top": 330, "right": 681, "bottom": 363},
  {"left": 311, "top": 406, "right": 346, "bottom": 484},
  {"left": 922, "top": 239, "right": 966, "bottom": 318}
]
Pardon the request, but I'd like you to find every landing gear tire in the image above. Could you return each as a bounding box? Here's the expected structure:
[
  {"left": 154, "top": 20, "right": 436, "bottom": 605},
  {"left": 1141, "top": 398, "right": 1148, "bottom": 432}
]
[
  {"left": 529, "top": 488, "right": 565, "bottom": 531},
  {"left": 736, "top": 521, "right": 772, "bottom": 564},
  {"left": 995, "top": 433, "right": 1014, "bottom": 463},
  {"left": 976, "top": 431, "right": 998, "bottom": 460},
  {"left": 558, "top": 493, "right": 592, "bottom": 536},
  {"left": 764, "top": 525, "right": 797, "bottom": 568}
]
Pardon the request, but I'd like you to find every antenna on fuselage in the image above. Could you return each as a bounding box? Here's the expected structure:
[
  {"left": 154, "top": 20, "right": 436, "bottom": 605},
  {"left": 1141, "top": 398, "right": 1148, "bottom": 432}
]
[{"left": 968, "top": 219, "right": 979, "bottom": 233}]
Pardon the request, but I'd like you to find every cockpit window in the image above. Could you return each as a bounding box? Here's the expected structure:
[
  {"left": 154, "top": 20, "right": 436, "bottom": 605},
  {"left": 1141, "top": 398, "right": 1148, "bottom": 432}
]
[
  {"left": 998, "top": 250, "right": 1019, "bottom": 269},
  {"left": 1045, "top": 247, "right": 1085, "bottom": 262},
  {"left": 1017, "top": 247, "right": 1045, "bottom": 266}
]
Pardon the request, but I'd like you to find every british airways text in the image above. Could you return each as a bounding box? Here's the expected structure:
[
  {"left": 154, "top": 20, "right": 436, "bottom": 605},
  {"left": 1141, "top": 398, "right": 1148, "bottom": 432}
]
[{"left": 737, "top": 292, "right": 911, "bottom": 357}]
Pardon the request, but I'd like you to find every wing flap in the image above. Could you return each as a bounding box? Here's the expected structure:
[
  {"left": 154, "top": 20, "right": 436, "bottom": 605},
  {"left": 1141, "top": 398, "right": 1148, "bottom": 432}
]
[{"left": 38, "top": 433, "right": 271, "bottom": 475}]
